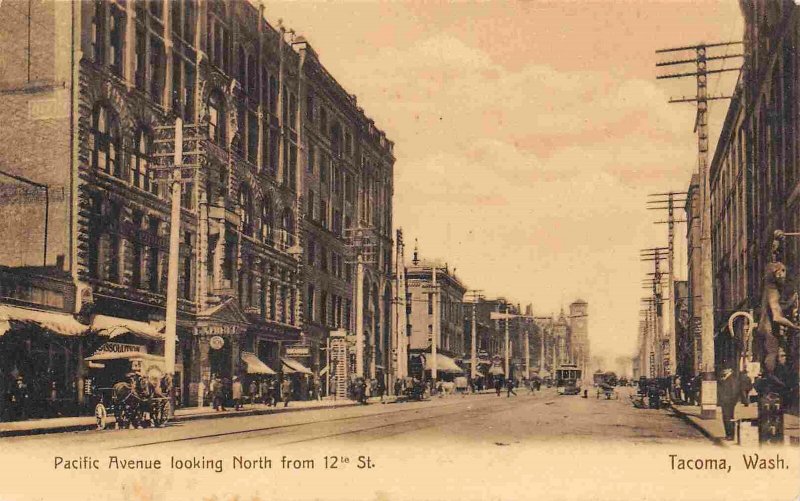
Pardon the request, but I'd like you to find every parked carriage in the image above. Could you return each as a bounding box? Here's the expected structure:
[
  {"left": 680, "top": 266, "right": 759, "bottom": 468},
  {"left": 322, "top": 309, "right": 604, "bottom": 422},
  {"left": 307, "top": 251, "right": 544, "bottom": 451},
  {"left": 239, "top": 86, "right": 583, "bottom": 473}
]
[{"left": 85, "top": 351, "right": 172, "bottom": 430}]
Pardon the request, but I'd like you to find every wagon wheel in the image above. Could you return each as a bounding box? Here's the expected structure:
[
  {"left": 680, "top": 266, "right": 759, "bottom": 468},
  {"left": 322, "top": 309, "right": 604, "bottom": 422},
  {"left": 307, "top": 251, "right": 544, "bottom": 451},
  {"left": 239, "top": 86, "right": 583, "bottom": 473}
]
[
  {"left": 127, "top": 404, "right": 142, "bottom": 429},
  {"left": 155, "top": 400, "right": 172, "bottom": 427},
  {"left": 150, "top": 401, "right": 164, "bottom": 427},
  {"left": 94, "top": 403, "right": 108, "bottom": 430}
]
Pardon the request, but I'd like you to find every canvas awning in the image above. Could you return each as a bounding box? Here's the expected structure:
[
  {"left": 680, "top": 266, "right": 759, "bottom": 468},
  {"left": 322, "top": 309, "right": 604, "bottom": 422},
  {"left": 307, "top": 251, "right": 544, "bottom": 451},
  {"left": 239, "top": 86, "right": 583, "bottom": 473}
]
[
  {"left": 424, "top": 353, "right": 464, "bottom": 374},
  {"left": 488, "top": 365, "right": 505, "bottom": 376},
  {"left": 0, "top": 304, "right": 88, "bottom": 337},
  {"left": 241, "top": 352, "right": 276, "bottom": 375},
  {"left": 85, "top": 351, "right": 164, "bottom": 363},
  {"left": 282, "top": 357, "right": 312, "bottom": 375},
  {"left": 90, "top": 315, "right": 164, "bottom": 340}
]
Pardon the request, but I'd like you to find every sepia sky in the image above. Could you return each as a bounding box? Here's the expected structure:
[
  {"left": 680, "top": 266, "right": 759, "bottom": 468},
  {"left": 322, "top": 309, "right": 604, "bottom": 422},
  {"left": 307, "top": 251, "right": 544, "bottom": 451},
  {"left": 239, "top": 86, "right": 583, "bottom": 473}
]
[{"left": 264, "top": 0, "right": 743, "bottom": 368}]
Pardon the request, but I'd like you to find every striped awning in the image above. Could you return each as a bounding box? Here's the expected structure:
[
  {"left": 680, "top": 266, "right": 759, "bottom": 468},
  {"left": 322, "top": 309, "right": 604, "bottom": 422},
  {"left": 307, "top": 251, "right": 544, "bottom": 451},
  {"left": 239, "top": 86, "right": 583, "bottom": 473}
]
[
  {"left": 0, "top": 304, "right": 88, "bottom": 337},
  {"left": 241, "top": 352, "right": 276, "bottom": 375}
]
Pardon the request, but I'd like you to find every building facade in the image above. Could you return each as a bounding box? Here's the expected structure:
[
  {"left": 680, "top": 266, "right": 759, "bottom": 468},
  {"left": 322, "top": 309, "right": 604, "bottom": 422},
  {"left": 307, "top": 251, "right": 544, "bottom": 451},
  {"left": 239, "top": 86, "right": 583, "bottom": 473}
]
[
  {"left": 568, "top": 299, "right": 589, "bottom": 373},
  {"left": 0, "top": 0, "right": 394, "bottom": 415},
  {"left": 405, "top": 259, "right": 466, "bottom": 380}
]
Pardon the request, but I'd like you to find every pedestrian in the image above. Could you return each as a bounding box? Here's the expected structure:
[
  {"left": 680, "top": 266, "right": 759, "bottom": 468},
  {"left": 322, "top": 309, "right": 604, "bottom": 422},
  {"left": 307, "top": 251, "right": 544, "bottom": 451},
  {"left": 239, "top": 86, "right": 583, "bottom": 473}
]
[
  {"left": 377, "top": 378, "right": 386, "bottom": 403},
  {"left": 738, "top": 370, "right": 753, "bottom": 406},
  {"left": 211, "top": 376, "right": 226, "bottom": 411},
  {"left": 435, "top": 380, "right": 443, "bottom": 398},
  {"left": 9, "top": 376, "right": 29, "bottom": 421},
  {"left": 359, "top": 378, "right": 368, "bottom": 405},
  {"left": 495, "top": 377, "right": 502, "bottom": 396},
  {"left": 394, "top": 378, "right": 403, "bottom": 399},
  {"left": 281, "top": 378, "right": 292, "bottom": 408},
  {"left": 232, "top": 376, "right": 243, "bottom": 410},
  {"left": 506, "top": 378, "right": 517, "bottom": 397},
  {"left": 259, "top": 379, "right": 269, "bottom": 405},
  {"left": 249, "top": 379, "right": 258, "bottom": 406},
  {"left": 269, "top": 377, "right": 279, "bottom": 407},
  {"left": 313, "top": 378, "right": 322, "bottom": 401},
  {"left": 718, "top": 367, "right": 739, "bottom": 441}
]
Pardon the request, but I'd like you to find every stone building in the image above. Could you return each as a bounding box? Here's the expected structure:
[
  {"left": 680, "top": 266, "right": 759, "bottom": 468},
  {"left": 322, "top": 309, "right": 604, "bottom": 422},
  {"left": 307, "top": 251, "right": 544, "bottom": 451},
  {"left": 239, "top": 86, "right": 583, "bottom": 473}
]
[
  {"left": 568, "top": 299, "right": 589, "bottom": 373},
  {"left": 0, "top": 0, "right": 394, "bottom": 413},
  {"left": 705, "top": 0, "right": 798, "bottom": 382}
]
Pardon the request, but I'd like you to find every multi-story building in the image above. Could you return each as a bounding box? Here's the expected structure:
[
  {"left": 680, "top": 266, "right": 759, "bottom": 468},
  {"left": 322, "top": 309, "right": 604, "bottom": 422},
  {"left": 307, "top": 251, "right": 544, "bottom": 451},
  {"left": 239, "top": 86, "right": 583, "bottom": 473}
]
[
  {"left": 405, "top": 257, "right": 465, "bottom": 380},
  {"left": 568, "top": 299, "right": 589, "bottom": 373},
  {"left": 0, "top": 0, "right": 393, "bottom": 415},
  {"left": 705, "top": 1, "right": 798, "bottom": 380},
  {"left": 683, "top": 174, "right": 702, "bottom": 379}
]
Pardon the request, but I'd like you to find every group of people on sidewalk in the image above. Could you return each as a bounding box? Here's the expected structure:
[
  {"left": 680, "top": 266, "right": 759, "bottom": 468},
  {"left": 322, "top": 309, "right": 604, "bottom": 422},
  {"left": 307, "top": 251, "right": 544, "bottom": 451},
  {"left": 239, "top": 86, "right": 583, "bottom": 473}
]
[{"left": 207, "top": 376, "right": 301, "bottom": 411}]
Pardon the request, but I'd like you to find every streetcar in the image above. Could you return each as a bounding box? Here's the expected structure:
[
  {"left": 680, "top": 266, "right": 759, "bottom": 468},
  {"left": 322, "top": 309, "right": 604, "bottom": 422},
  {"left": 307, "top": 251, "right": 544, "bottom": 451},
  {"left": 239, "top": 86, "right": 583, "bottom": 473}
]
[{"left": 555, "top": 363, "right": 582, "bottom": 395}]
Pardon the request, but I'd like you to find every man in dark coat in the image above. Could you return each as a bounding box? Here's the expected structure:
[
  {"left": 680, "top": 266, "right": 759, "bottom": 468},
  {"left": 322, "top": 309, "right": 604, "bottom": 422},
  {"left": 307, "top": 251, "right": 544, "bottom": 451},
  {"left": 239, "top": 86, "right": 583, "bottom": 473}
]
[
  {"left": 718, "top": 368, "right": 740, "bottom": 441},
  {"left": 738, "top": 370, "right": 753, "bottom": 406},
  {"left": 506, "top": 378, "right": 517, "bottom": 397}
]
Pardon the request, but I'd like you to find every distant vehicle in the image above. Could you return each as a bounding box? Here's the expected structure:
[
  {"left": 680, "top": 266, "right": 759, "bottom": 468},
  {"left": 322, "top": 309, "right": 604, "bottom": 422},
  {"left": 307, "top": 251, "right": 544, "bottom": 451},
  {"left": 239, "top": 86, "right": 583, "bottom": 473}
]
[
  {"left": 555, "top": 363, "right": 582, "bottom": 395},
  {"left": 618, "top": 377, "right": 629, "bottom": 387},
  {"left": 592, "top": 371, "right": 605, "bottom": 387}
]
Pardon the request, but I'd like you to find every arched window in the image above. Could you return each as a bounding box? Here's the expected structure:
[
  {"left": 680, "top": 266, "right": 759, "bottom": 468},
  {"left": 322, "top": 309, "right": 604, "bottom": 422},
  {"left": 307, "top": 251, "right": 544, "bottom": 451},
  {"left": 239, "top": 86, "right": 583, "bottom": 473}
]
[
  {"left": 260, "top": 199, "right": 273, "bottom": 243},
  {"left": 132, "top": 129, "right": 159, "bottom": 196},
  {"left": 239, "top": 183, "right": 254, "bottom": 236},
  {"left": 208, "top": 91, "right": 225, "bottom": 144},
  {"left": 92, "top": 105, "right": 122, "bottom": 178}
]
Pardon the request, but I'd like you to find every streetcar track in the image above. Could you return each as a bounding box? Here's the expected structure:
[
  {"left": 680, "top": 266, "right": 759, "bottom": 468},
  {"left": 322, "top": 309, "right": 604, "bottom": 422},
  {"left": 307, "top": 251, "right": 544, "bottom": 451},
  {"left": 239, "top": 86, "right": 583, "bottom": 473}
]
[
  {"left": 259, "top": 397, "right": 554, "bottom": 447},
  {"left": 115, "top": 396, "right": 530, "bottom": 450}
]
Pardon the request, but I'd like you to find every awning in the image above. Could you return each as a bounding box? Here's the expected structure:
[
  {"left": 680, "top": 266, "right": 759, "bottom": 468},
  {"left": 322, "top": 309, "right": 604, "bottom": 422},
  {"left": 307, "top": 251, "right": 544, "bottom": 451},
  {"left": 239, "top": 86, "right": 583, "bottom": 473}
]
[
  {"left": 424, "top": 353, "right": 464, "bottom": 374},
  {"left": 488, "top": 365, "right": 505, "bottom": 376},
  {"left": 241, "top": 352, "right": 276, "bottom": 375},
  {"left": 320, "top": 365, "right": 329, "bottom": 376},
  {"left": 0, "top": 304, "right": 88, "bottom": 337},
  {"left": 282, "top": 357, "right": 312, "bottom": 375},
  {"left": 85, "top": 351, "right": 164, "bottom": 363},
  {"left": 90, "top": 315, "right": 164, "bottom": 340}
]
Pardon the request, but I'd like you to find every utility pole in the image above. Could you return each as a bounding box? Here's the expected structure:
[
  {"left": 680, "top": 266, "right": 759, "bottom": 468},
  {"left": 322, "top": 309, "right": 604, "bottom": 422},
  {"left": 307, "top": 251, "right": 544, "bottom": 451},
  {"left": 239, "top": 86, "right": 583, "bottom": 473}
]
[
  {"left": 466, "top": 290, "right": 483, "bottom": 379},
  {"left": 657, "top": 40, "right": 742, "bottom": 419},
  {"left": 345, "top": 226, "right": 377, "bottom": 379},
  {"left": 392, "top": 229, "right": 408, "bottom": 386},
  {"left": 642, "top": 247, "right": 667, "bottom": 376},
  {"left": 431, "top": 265, "right": 438, "bottom": 381},
  {"left": 648, "top": 192, "right": 687, "bottom": 378}
]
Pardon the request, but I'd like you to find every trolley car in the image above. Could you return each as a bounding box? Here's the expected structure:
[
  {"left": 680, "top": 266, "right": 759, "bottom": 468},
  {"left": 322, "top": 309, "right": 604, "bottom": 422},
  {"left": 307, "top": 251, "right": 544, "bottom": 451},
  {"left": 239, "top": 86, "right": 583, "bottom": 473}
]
[{"left": 555, "top": 363, "right": 582, "bottom": 395}]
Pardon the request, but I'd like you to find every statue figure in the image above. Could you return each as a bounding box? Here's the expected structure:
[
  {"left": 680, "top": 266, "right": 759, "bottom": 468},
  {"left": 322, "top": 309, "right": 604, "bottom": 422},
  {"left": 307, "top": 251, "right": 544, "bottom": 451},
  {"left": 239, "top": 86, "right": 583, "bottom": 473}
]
[{"left": 755, "top": 261, "right": 798, "bottom": 382}]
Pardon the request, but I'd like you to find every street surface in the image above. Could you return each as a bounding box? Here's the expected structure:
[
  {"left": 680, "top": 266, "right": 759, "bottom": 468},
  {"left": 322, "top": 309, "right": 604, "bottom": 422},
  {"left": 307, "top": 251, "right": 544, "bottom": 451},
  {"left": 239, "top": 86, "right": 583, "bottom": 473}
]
[{"left": 3, "top": 387, "right": 704, "bottom": 452}]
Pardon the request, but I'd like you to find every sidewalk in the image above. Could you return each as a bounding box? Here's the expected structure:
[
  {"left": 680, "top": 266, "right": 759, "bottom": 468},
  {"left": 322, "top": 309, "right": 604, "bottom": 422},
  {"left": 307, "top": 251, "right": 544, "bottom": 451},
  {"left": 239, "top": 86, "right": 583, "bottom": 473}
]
[
  {"left": 0, "top": 396, "right": 386, "bottom": 438},
  {"left": 670, "top": 401, "right": 800, "bottom": 447}
]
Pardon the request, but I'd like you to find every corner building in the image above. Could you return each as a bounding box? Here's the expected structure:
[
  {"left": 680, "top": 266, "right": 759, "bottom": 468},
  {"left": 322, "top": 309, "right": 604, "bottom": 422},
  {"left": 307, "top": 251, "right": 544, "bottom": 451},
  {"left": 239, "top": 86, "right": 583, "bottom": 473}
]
[{"left": 0, "top": 0, "right": 394, "bottom": 411}]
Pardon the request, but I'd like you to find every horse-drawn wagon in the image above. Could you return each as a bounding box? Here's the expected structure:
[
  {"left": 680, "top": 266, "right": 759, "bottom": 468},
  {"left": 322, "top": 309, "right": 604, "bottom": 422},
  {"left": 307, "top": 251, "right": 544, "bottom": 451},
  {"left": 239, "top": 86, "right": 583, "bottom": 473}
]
[{"left": 86, "top": 351, "right": 172, "bottom": 430}]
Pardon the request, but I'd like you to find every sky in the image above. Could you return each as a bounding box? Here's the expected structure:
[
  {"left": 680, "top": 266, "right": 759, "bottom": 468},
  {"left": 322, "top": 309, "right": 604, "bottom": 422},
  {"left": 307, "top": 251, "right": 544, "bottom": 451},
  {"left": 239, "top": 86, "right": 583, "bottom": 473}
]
[{"left": 263, "top": 0, "right": 743, "bottom": 367}]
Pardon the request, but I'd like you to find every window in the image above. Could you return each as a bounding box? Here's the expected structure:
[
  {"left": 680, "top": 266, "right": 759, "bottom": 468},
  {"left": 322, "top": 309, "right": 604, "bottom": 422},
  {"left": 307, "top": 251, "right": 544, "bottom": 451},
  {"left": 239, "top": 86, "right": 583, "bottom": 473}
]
[
  {"left": 306, "top": 284, "right": 315, "bottom": 322},
  {"left": 306, "top": 189, "right": 314, "bottom": 220},
  {"left": 261, "top": 200, "right": 273, "bottom": 243},
  {"left": 320, "top": 199, "right": 328, "bottom": 229},
  {"left": 307, "top": 239, "right": 316, "bottom": 266},
  {"left": 183, "top": 1, "right": 196, "bottom": 42},
  {"left": 320, "top": 107, "right": 328, "bottom": 134},
  {"left": 92, "top": 1, "right": 107, "bottom": 65},
  {"left": 238, "top": 46, "right": 247, "bottom": 87},
  {"left": 184, "top": 64, "right": 196, "bottom": 120},
  {"left": 247, "top": 112, "right": 258, "bottom": 164},
  {"left": 247, "top": 56, "right": 257, "bottom": 96},
  {"left": 321, "top": 291, "right": 328, "bottom": 326},
  {"left": 149, "top": 0, "right": 163, "bottom": 20},
  {"left": 284, "top": 140, "right": 297, "bottom": 190},
  {"left": 109, "top": 6, "right": 125, "bottom": 76},
  {"left": 269, "top": 281, "right": 277, "bottom": 321},
  {"left": 208, "top": 92, "right": 225, "bottom": 143},
  {"left": 135, "top": 26, "right": 147, "bottom": 90},
  {"left": 150, "top": 38, "right": 166, "bottom": 104},
  {"left": 91, "top": 105, "right": 121, "bottom": 178},
  {"left": 239, "top": 184, "right": 254, "bottom": 236},
  {"left": 147, "top": 217, "right": 161, "bottom": 293},
  {"left": 280, "top": 209, "right": 294, "bottom": 248},
  {"left": 306, "top": 93, "right": 314, "bottom": 121},
  {"left": 132, "top": 129, "right": 158, "bottom": 195},
  {"left": 428, "top": 293, "right": 433, "bottom": 315},
  {"left": 181, "top": 231, "right": 193, "bottom": 300},
  {"left": 269, "top": 76, "right": 278, "bottom": 115},
  {"left": 131, "top": 211, "right": 144, "bottom": 288},
  {"left": 307, "top": 143, "right": 315, "bottom": 173},
  {"left": 269, "top": 128, "right": 279, "bottom": 174}
]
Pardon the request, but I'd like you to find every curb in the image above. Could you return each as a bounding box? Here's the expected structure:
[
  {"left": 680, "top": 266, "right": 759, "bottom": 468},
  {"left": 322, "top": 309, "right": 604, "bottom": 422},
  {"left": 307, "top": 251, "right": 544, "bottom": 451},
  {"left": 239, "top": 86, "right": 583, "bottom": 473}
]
[
  {"left": 0, "top": 400, "right": 363, "bottom": 438},
  {"left": 667, "top": 403, "right": 726, "bottom": 447}
]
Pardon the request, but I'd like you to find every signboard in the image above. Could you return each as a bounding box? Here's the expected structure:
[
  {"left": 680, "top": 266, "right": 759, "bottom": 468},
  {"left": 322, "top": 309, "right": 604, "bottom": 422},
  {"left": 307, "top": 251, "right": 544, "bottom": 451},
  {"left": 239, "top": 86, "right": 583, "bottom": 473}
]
[
  {"left": 330, "top": 329, "right": 347, "bottom": 338},
  {"left": 209, "top": 336, "right": 225, "bottom": 350},
  {"left": 286, "top": 346, "right": 310, "bottom": 357},
  {"left": 95, "top": 342, "right": 145, "bottom": 354}
]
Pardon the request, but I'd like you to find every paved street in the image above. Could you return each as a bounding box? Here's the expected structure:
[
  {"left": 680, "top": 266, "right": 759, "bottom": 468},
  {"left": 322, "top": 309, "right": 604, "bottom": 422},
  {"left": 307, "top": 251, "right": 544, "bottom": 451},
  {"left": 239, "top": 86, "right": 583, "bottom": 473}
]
[{"left": 2, "top": 387, "right": 704, "bottom": 453}]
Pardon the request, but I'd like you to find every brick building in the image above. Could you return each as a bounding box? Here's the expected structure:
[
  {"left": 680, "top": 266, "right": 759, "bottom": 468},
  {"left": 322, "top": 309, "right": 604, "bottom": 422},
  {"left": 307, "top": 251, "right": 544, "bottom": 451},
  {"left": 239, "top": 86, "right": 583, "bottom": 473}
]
[{"left": 0, "top": 0, "right": 394, "bottom": 415}]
